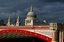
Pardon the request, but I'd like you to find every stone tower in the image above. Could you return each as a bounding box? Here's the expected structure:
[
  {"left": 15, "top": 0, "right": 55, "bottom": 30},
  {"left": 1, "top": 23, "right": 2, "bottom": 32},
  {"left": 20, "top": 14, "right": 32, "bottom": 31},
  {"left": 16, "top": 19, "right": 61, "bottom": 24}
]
[
  {"left": 7, "top": 16, "right": 10, "bottom": 26},
  {"left": 49, "top": 23, "right": 59, "bottom": 42},
  {"left": 16, "top": 10, "right": 20, "bottom": 26},
  {"left": 16, "top": 16, "right": 19, "bottom": 26}
]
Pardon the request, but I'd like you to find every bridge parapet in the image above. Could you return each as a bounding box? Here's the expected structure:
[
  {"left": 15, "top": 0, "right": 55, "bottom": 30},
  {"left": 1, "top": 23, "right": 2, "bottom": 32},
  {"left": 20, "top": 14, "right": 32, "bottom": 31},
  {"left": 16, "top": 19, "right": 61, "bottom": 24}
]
[{"left": 0, "top": 25, "right": 49, "bottom": 30}]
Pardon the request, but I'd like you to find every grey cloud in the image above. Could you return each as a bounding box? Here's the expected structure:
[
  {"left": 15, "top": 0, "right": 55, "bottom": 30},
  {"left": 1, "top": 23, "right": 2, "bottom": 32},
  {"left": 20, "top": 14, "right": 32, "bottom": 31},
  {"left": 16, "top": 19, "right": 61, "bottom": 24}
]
[
  {"left": 40, "top": 0, "right": 64, "bottom": 2},
  {"left": 0, "top": 0, "right": 64, "bottom": 22}
]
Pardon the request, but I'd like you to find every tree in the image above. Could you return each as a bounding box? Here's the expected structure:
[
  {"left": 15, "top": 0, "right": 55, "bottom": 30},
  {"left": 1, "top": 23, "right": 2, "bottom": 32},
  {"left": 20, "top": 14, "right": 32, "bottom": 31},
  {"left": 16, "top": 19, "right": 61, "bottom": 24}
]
[{"left": 0, "top": 19, "right": 6, "bottom": 26}]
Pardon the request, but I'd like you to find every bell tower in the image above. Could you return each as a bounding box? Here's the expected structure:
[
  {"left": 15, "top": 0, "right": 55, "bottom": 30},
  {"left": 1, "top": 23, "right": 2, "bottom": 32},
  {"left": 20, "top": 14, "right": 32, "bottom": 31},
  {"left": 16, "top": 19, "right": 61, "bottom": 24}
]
[
  {"left": 15, "top": 10, "right": 20, "bottom": 26},
  {"left": 25, "top": 5, "right": 34, "bottom": 26},
  {"left": 16, "top": 16, "right": 19, "bottom": 26},
  {"left": 7, "top": 16, "right": 10, "bottom": 26}
]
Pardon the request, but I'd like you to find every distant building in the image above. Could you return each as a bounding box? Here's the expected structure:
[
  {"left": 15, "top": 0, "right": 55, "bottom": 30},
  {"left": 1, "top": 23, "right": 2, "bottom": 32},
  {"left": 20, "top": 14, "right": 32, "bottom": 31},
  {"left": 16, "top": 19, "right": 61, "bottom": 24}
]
[
  {"left": 7, "top": 16, "right": 11, "bottom": 26},
  {"left": 25, "top": 5, "right": 34, "bottom": 26},
  {"left": 16, "top": 16, "right": 19, "bottom": 26}
]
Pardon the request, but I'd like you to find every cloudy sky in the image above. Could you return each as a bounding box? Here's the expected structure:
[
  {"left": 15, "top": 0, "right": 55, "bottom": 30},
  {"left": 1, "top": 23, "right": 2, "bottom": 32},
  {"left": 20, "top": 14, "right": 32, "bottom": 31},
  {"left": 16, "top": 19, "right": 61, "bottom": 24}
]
[{"left": 0, "top": 0, "right": 64, "bottom": 23}]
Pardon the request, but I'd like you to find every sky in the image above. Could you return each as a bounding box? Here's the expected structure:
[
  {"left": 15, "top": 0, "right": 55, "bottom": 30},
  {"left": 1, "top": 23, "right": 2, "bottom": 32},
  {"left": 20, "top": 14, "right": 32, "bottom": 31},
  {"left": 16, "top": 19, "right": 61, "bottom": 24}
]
[{"left": 0, "top": 0, "right": 64, "bottom": 23}]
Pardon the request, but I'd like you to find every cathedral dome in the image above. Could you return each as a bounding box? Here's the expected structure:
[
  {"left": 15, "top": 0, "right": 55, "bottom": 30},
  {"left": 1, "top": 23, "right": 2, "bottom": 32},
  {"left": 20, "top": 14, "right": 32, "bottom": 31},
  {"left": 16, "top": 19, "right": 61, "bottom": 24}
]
[
  {"left": 27, "top": 5, "right": 34, "bottom": 17},
  {"left": 27, "top": 12, "right": 34, "bottom": 17}
]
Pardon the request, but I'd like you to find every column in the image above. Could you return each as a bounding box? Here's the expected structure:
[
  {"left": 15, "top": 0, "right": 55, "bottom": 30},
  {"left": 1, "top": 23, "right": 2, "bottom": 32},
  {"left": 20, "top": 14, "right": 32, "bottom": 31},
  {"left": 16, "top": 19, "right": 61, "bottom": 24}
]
[
  {"left": 52, "top": 31, "right": 58, "bottom": 42},
  {"left": 59, "top": 31, "right": 63, "bottom": 42}
]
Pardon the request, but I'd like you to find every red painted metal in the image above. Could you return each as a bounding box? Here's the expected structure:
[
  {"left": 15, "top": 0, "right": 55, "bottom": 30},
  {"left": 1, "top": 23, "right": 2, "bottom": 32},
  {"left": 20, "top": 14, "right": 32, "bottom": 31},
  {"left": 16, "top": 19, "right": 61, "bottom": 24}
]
[
  {"left": 0, "top": 25, "right": 52, "bottom": 42},
  {"left": 0, "top": 29, "right": 52, "bottom": 42}
]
